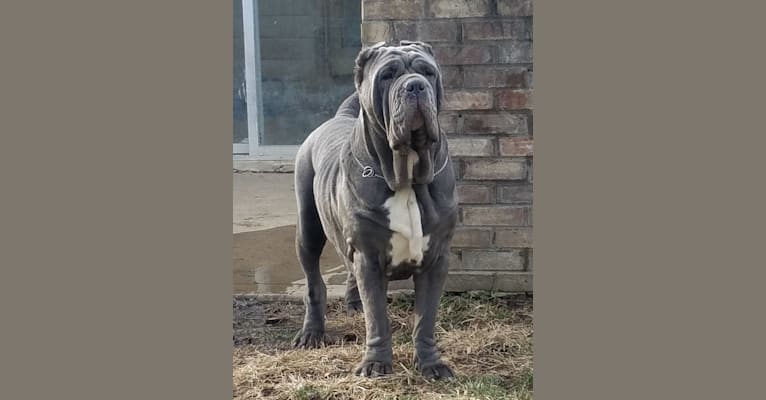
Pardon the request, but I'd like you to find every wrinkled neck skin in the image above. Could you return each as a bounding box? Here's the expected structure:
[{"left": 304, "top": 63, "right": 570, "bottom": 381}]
[
  {"left": 354, "top": 90, "right": 439, "bottom": 187},
  {"left": 353, "top": 111, "right": 398, "bottom": 187},
  {"left": 349, "top": 109, "right": 445, "bottom": 232}
]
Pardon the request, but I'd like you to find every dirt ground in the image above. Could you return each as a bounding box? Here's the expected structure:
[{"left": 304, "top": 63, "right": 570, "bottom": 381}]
[{"left": 233, "top": 292, "right": 533, "bottom": 400}]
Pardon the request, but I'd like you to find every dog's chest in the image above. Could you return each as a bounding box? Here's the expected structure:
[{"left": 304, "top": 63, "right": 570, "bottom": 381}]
[{"left": 383, "top": 187, "right": 430, "bottom": 267}]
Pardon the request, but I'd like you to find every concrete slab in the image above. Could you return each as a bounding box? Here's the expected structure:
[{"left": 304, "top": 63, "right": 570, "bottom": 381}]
[
  {"left": 233, "top": 172, "right": 346, "bottom": 296},
  {"left": 233, "top": 172, "right": 296, "bottom": 233}
]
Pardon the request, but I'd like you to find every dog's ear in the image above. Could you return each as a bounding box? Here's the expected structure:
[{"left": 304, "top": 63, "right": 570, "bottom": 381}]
[
  {"left": 433, "top": 63, "right": 445, "bottom": 112},
  {"left": 354, "top": 42, "right": 385, "bottom": 90}
]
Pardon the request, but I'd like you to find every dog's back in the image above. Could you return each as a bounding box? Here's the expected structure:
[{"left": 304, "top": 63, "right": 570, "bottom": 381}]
[
  {"left": 298, "top": 93, "right": 358, "bottom": 168},
  {"left": 293, "top": 93, "right": 359, "bottom": 263},
  {"left": 335, "top": 92, "right": 360, "bottom": 118}
]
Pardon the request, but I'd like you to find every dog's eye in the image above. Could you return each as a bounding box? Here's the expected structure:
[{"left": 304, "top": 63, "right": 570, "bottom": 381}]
[
  {"left": 423, "top": 69, "right": 435, "bottom": 77},
  {"left": 380, "top": 71, "right": 394, "bottom": 81}
]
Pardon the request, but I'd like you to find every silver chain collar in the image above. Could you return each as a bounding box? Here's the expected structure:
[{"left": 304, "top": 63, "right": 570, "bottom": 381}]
[{"left": 352, "top": 153, "right": 450, "bottom": 180}]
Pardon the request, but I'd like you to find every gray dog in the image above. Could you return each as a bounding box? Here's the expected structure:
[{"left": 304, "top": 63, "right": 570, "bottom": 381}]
[{"left": 292, "top": 41, "right": 458, "bottom": 379}]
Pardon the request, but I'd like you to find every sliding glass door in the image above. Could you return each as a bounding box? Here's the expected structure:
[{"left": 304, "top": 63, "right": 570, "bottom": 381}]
[{"left": 233, "top": 0, "right": 361, "bottom": 160}]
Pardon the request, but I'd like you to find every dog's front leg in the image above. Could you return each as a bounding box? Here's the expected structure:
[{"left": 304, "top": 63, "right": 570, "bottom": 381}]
[
  {"left": 352, "top": 252, "right": 393, "bottom": 377},
  {"left": 413, "top": 254, "right": 454, "bottom": 379}
]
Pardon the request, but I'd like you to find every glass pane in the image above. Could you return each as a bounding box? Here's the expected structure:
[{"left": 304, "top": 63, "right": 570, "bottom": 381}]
[
  {"left": 233, "top": 0, "right": 249, "bottom": 145},
  {"left": 257, "top": 0, "right": 361, "bottom": 146}
]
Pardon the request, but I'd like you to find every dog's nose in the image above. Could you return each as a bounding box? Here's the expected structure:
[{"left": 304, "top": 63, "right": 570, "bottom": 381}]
[{"left": 405, "top": 79, "right": 426, "bottom": 93}]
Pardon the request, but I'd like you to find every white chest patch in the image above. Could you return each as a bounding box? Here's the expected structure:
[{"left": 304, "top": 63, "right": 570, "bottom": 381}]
[{"left": 383, "top": 186, "right": 430, "bottom": 267}]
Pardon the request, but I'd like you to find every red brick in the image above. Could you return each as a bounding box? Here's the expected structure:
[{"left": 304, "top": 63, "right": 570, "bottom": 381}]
[
  {"left": 393, "top": 20, "right": 457, "bottom": 42},
  {"left": 493, "top": 272, "right": 532, "bottom": 291},
  {"left": 440, "top": 66, "right": 462, "bottom": 88},
  {"left": 497, "top": 89, "right": 533, "bottom": 109},
  {"left": 444, "top": 271, "right": 493, "bottom": 290},
  {"left": 449, "top": 137, "right": 494, "bottom": 157},
  {"left": 444, "top": 90, "right": 493, "bottom": 110},
  {"left": 464, "top": 159, "right": 526, "bottom": 180},
  {"left": 457, "top": 183, "right": 493, "bottom": 204},
  {"left": 430, "top": 0, "right": 491, "bottom": 18},
  {"left": 451, "top": 228, "right": 493, "bottom": 248},
  {"left": 463, "top": 19, "right": 531, "bottom": 41},
  {"left": 527, "top": 249, "right": 533, "bottom": 271},
  {"left": 433, "top": 45, "right": 493, "bottom": 65},
  {"left": 463, "top": 112, "right": 528, "bottom": 134},
  {"left": 463, "top": 66, "right": 531, "bottom": 88},
  {"left": 527, "top": 162, "right": 533, "bottom": 183},
  {"left": 448, "top": 250, "right": 463, "bottom": 270},
  {"left": 498, "top": 0, "right": 533, "bottom": 16},
  {"left": 497, "top": 184, "right": 533, "bottom": 204},
  {"left": 462, "top": 250, "right": 525, "bottom": 270},
  {"left": 361, "top": 21, "right": 392, "bottom": 44},
  {"left": 443, "top": 271, "right": 531, "bottom": 291},
  {"left": 495, "top": 228, "right": 533, "bottom": 247},
  {"left": 462, "top": 206, "right": 529, "bottom": 226},
  {"left": 499, "top": 137, "right": 533, "bottom": 156},
  {"left": 497, "top": 41, "right": 533, "bottom": 63},
  {"left": 438, "top": 112, "right": 460, "bottom": 134},
  {"left": 363, "top": 0, "right": 425, "bottom": 19},
  {"left": 452, "top": 160, "right": 462, "bottom": 179}
]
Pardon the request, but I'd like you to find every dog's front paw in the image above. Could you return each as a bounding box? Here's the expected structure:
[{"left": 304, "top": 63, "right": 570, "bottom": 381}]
[
  {"left": 416, "top": 359, "right": 455, "bottom": 380},
  {"left": 292, "top": 328, "right": 326, "bottom": 349},
  {"left": 354, "top": 359, "right": 393, "bottom": 377}
]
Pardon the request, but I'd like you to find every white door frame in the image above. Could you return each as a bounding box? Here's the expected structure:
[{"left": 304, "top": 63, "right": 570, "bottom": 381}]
[{"left": 235, "top": 0, "right": 299, "bottom": 161}]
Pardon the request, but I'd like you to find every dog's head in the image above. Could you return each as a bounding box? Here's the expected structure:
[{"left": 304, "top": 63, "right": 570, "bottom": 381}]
[{"left": 354, "top": 41, "right": 444, "bottom": 191}]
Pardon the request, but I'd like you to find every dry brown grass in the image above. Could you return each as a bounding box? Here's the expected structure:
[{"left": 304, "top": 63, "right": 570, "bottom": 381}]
[{"left": 233, "top": 292, "right": 533, "bottom": 400}]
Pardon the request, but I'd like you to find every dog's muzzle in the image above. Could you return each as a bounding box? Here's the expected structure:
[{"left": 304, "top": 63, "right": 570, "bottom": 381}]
[{"left": 387, "top": 74, "right": 439, "bottom": 190}]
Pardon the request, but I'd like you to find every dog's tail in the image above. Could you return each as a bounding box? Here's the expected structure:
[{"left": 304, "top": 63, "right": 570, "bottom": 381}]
[{"left": 335, "top": 92, "right": 360, "bottom": 118}]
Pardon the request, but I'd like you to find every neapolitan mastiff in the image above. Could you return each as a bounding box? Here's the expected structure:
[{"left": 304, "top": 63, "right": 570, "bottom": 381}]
[{"left": 292, "top": 41, "right": 458, "bottom": 379}]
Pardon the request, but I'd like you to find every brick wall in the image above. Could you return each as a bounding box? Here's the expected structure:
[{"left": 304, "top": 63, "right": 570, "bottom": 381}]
[{"left": 362, "top": 0, "right": 533, "bottom": 292}]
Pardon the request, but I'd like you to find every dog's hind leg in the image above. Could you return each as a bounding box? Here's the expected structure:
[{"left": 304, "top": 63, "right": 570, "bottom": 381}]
[
  {"left": 292, "top": 155, "right": 328, "bottom": 349},
  {"left": 345, "top": 271, "right": 363, "bottom": 315}
]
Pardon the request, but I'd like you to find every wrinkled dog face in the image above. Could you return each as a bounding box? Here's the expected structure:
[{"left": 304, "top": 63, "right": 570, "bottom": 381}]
[{"left": 354, "top": 41, "right": 444, "bottom": 190}]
